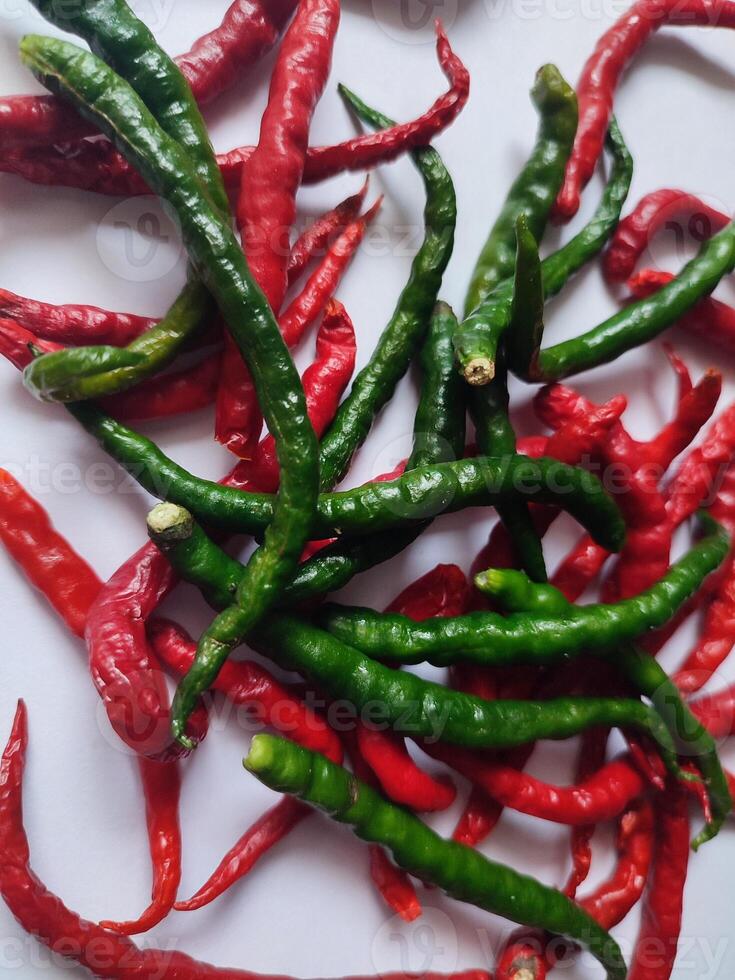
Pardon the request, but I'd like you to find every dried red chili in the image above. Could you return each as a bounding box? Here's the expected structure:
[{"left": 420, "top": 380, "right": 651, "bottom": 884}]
[
  {"left": 226, "top": 300, "right": 357, "bottom": 491},
  {"left": 0, "top": 702, "right": 489, "bottom": 980},
  {"left": 288, "top": 180, "right": 369, "bottom": 286},
  {"left": 0, "top": 26, "right": 468, "bottom": 198},
  {"left": 604, "top": 188, "right": 730, "bottom": 282},
  {"left": 0, "top": 286, "right": 154, "bottom": 345},
  {"left": 0, "top": 468, "right": 101, "bottom": 638},
  {"left": 555, "top": 0, "right": 735, "bottom": 222},
  {"left": 627, "top": 783, "right": 690, "bottom": 980},
  {"left": 0, "top": 0, "right": 296, "bottom": 149}
]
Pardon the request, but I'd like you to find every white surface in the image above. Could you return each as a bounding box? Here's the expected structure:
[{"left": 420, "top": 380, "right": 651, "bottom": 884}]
[{"left": 1, "top": 0, "right": 735, "bottom": 976}]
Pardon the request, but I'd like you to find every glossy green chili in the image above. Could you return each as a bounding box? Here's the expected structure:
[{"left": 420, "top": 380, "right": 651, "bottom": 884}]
[
  {"left": 317, "top": 87, "right": 456, "bottom": 490},
  {"left": 67, "top": 400, "right": 623, "bottom": 547},
  {"left": 522, "top": 225, "right": 735, "bottom": 383},
  {"left": 482, "top": 564, "right": 733, "bottom": 850},
  {"left": 23, "top": 0, "right": 227, "bottom": 402},
  {"left": 455, "top": 119, "right": 631, "bottom": 387},
  {"left": 245, "top": 735, "right": 626, "bottom": 980},
  {"left": 19, "top": 36, "right": 320, "bottom": 749},
  {"left": 250, "top": 615, "right": 682, "bottom": 774},
  {"left": 320, "top": 516, "right": 728, "bottom": 665},
  {"left": 463, "top": 64, "right": 577, "bottom": 317}
]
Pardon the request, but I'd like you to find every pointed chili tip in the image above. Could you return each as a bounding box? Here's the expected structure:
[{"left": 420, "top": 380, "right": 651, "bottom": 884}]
[
  {"left": 464, "top": 357, "right": 495, "bottom": 386},
  {"left": 362, "top": 196, "right": 383, "bottom": 224}
]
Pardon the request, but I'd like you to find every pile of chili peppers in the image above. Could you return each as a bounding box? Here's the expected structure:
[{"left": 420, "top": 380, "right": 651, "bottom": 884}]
[{"left": 1, "top": 1, "right": 735, "bottom": 978}]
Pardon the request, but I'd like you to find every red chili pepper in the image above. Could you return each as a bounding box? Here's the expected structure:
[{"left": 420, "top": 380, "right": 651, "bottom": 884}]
[
  {"left": 666, "top": 401, "right": 735, "bottom": 527},
  {"left": 0, "top": 317, "right": 221, "bottom": 423},
  {"left": 564, "top": 728, "right": 609, "bottom": 899},
  {"left": 219, "top": 197, "right": 374, "bottom": 457},
  {"left": 288, "top": 180, "right": 369, "bottom": 286},
  {"left": 100, "top": 757, "right": 182, "bottom": 935},
  {"left": 387, "top": 563, "right": 472, "bottom": 620},
  {"left": 368, "top": 846, "right": 422, "bottom": 923},
  {"left": 429, "top": 745, "right": 646, "bottom": 825},
  {"left": 628, "top": 267, "right": 735, "bottom": 353},
  {"left": 580, "top": 797, "right": 655, "bottom": 929},
  {"left": 0, "top": 0, "right": 296, "bottom": 149},
  {"left": 219, "top": 205, "right": 374, "bottom": 459},
  {"left": 603, "top": 189, "right": 730, "bottom": 282},
  {"left": 0, "top": 480, "right": 189, "bottom": 935},
  {"left": 555, "top": 0, "right": 735, "bottom": 222},
  {"left": 0, "top": 469, "right": 101, "bottom": 638},
  {"left": 0, "top": 702, "right": 489, "bottom": 980},
  {"left": 1, "top": 26, "right": 468, "bottom": 198},
  {"left": 689, "top": 681, "right": 735, "bottom": 737},
  {"left": 225, "top": 300, "right": 357, "bottom": 491},
  {"left": 174, "top": 797, "right": 310, "bottom": 914},
  {"left": 216, "top": 0, "right": 340, "bottom": 458},
  {"left": 627, "top": 783, "right": 690, "bottom": 980},
  {"left": 0, "top": 286, "right": 154, "bottom": 345},
  {"left": 495, "top": 935, "right": 548, "bottom": 980},
  {"left": 148, "top": 618, "right": 341, "bottom": 761}
]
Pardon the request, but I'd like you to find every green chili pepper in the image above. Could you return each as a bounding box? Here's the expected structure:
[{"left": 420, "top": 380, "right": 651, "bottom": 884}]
[
  {"left": 245, "top": 735, "right": 627, "bottom": 980},
  {"left": 19, "top": 36, "right": 320, "bottom": 749},
  {"left": 521, "top": 228, "right": 735, "bottom": 383},
  {"left": 24, "top": 281, "right": 214, "bottom": 402},
  {"left": 454, "top": 119, "right": 631, "bottom": 388},
  {"left": 506, "top": 213, "right": 545, "bottom": 376},
  {"left": 68, "top": 399, "right": 624, "bottom": 547},
  {"left": 482, "top": 564, "right": 733, "bottom": 849},
  {"left": 249, "top": 615, "right": 683, "bottom": 776},
  {"left": 320, "top": 516, "right": 728, "bottom": 665},
  {"left": 317, "top": 87, "right": 456, "bottom": 491},
  {"left": 23, "top": 0, "right": 226, "bottom": 402},
  {"left": 463, "top": 64, "right": 578, "bottom": 317}
]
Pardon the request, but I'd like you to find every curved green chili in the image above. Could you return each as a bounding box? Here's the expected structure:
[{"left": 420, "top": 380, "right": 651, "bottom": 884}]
[
  {"left": 67, "top": 399, "right": 624, "bottom": 548},
  {"left": 482, "top": 562, "right": 733, "bottom": 849},
  {"left": 455, "top": 119, "right": 632, "bottom": 387},
  {"left": 23, "top": 0, "right": 226, "bottom": 402},
  {"left": 250, "top": 615, "right": 682, "bottom": 774},
  {"left": 19, "top": 36, "right": 320, "bottom": 749},
  {"left": 245, "top": 735, "right": 626, "bottom": 980},
  {"left": 522, "top": 219, "right": 735, "bottom": 380},
  {"left": 463, "top": 64, "right": 577, "bottom": 318},
  {"left": 317, "top": 87, "right": 456, "bottom": 491},
  {"left": 319, "top": 517, "right": 728, "bottom": 665}
]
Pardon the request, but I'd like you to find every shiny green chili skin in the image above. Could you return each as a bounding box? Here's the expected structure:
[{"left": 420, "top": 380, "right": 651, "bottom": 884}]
[
  {"left": 24, "top": 281, "right": 214, "bottom": 402},
  {"left": 317, "top": 87, "right": 456, "bottom": 491},
  {"left": 463, "top": 64, "right": 577, "bottom": 317},
  {"left": 23, "top": 0, "right": 226, "bottom": 402},
  {"left": 19, "top": 37, "right": 320, "bottom": 749},
  {"left": 319, "top": 518, "right": 729, "bottom": 665},
  {"left": 251, "top": 615, "right": 681, "bottom": 774},
  {"left": 456, "top": 120, "right": 632, "bottom": 386},
  {"left": 525, "top": 220, "right": 735, "bottom": 380},
  {"left": 66, "top": 400, "right": 624, "bottom": 548},
  {"left": 482, "top": 562, "right": 733, "bottom": 850},
  {"left": 245, "top": 735, "right": 627, "bottom": 980}
]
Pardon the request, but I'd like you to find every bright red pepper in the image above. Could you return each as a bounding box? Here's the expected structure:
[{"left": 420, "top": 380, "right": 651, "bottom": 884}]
[
  {"left": 219, "top": 205, "right": 374, "bottom": 458},
  {"left": 565, "top": 728, "right": 609, "bottom": 898},
  {"left": 0, "top": 702, "right": 490, "bottom": 980},
  {"left": 628, "top": 783, "right": 690, "bottom": 980},
  {"left": 0, "top": 26, "right": 468, "bottom": 198},
  {"left": 0, "top": 286, "right": 154, "bottom": 345},
  {"left": 288, "top": 180, "right": 368, "bottom": 286},
  {"left": 555, "top": 0, "right": 735, "bottom": 222},
  {"left": 603, "top": 188, "right": 730, "bottom": 282},
  {"left": 225, "top": 300, "right": 357, "bottom": 491}
]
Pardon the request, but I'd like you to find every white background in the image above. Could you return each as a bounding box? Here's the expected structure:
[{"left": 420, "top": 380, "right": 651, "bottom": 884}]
[{"left": 1, "top": 0, "right": 735, "bottom": 976}]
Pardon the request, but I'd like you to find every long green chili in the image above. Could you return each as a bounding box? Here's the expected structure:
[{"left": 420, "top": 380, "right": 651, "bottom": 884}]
[
  {"left": 19, "top": 36, "right": 320, "bottom": 749},
  {"left": 245, "top": 735, "right": 627, "bottom": 980}
]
